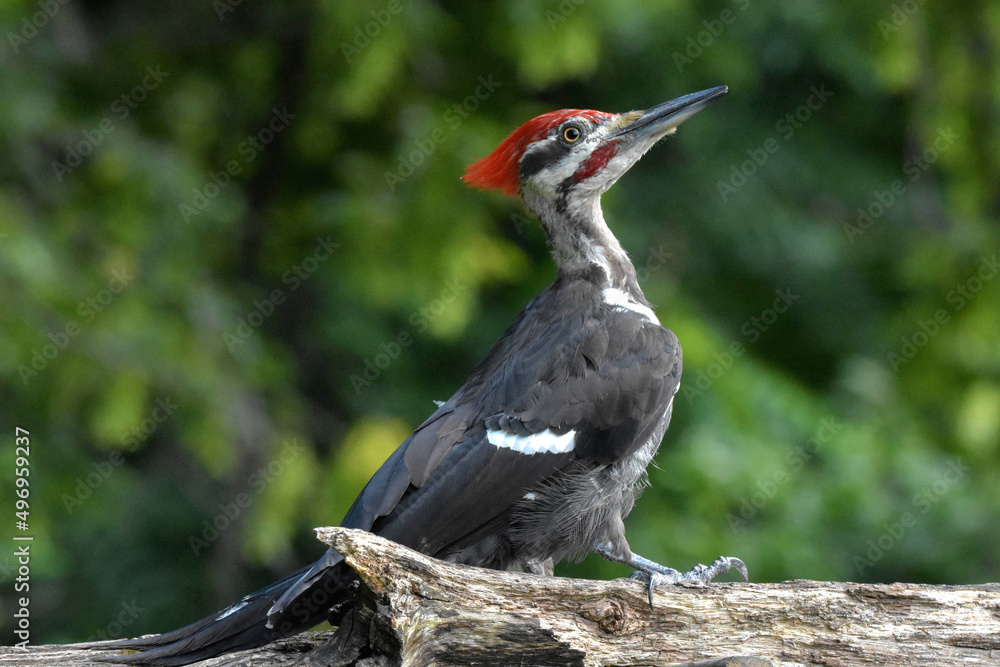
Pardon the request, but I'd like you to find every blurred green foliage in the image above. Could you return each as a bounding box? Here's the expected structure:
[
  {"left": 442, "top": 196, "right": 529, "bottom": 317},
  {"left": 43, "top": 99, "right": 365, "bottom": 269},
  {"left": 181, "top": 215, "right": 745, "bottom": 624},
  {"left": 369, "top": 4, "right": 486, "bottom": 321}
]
[{"left": 1, "top": 0, "right": 998, "bottom": 645}]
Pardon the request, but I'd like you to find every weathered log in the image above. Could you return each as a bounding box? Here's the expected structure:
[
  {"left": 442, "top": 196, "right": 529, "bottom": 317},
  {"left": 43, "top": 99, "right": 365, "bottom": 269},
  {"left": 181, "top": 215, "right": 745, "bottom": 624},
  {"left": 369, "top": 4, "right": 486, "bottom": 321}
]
[
  {"left": 3, "top": 526, "right": 998, "bottom": 666},
  {"left": 314, "top": 528, "right": 1000, "bottom": 666}
]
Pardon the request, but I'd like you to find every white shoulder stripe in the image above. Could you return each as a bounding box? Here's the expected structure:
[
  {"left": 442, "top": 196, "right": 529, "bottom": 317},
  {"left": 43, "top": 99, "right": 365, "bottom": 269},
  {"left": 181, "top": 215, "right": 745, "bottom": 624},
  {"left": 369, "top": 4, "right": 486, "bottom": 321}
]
[
  {"left": 603, "top": 287, "right": 658, "bottom": 323},
  {"left": 487, "top": 428, "right": 576, "bottom": 455}
]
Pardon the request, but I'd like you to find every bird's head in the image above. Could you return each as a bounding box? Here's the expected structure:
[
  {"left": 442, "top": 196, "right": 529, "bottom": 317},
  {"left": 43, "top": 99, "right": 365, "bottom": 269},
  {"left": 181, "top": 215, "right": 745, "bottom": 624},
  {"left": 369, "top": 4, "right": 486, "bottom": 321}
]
[
  {"left": 463, "top": 86, "right": 727, "bottom": 278},
  {"left": 463, "top": 86, "right": 727, "bottom": 206}
]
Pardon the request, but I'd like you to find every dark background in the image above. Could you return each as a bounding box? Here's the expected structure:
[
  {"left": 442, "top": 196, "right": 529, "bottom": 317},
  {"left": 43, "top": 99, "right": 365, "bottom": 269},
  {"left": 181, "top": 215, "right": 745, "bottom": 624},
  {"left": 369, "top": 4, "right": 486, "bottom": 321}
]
[{"left": 1, "top": 0, "right": 998, "bottom": 644}]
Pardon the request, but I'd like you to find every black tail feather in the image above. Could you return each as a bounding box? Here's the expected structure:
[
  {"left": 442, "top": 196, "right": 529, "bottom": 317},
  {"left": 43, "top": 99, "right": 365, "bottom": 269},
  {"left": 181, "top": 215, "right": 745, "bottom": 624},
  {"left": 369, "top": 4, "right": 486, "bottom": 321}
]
[
  {"left": 97, "top": 566, "right": 312, "bottom": 652},
  {"left": 88, "top": 556, "right": 354, "bottom": 666}
]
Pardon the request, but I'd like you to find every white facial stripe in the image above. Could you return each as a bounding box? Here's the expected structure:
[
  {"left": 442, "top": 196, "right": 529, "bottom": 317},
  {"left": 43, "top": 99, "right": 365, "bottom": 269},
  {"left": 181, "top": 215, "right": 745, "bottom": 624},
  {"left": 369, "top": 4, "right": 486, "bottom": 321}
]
[
  {"left": 603, "top": 287, "right": 658, "bottom": 323},
  {"left": 487, "top": 428, "right": 576, "bottom": 455}
]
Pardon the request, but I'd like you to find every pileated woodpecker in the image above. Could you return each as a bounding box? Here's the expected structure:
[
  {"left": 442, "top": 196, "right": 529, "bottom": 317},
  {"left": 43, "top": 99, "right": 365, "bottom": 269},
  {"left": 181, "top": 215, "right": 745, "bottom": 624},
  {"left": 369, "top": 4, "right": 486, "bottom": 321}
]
[{"left": 95, "top": 85, "right": 744, "bottom": 666}]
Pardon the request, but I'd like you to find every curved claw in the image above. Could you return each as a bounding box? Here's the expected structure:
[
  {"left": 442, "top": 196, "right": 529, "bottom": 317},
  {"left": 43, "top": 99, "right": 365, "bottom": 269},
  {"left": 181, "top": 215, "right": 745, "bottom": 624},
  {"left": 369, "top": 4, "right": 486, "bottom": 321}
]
[
  {"left": 724, "top": 556, "right": 750, "bottom": 583},
  {"left": 687, "top": 555, "right": 749, "bottom": 584},
  {"left": 645, "top": 572, "right": 669, "bottom": 608}
]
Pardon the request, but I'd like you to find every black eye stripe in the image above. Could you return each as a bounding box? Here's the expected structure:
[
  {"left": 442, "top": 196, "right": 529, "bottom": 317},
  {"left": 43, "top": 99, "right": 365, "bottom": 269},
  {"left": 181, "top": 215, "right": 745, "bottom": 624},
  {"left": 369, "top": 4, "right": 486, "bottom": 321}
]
[{"left": 519, "top": 139, "right": 570, "bottom": 182}]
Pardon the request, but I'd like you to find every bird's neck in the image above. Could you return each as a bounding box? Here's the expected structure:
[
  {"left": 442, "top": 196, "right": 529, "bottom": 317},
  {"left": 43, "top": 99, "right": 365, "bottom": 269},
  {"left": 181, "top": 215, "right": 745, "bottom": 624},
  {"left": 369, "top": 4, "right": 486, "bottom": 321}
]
[{"left": 525, "top": 190, "right": 639, "bottom": 292}]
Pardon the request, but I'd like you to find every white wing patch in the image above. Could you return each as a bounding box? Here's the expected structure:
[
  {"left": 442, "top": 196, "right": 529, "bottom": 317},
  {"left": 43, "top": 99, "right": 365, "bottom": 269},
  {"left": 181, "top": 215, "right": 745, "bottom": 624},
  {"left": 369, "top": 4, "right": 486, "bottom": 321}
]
[
  {"left": 603, "top": 287, "right": 658, "bottom": 323},
  {"left": 487, "top": 428, "right": 576, "bottom": 455},
  {"left": 216, "top": 598, "right": 249, "bottom": 621}
]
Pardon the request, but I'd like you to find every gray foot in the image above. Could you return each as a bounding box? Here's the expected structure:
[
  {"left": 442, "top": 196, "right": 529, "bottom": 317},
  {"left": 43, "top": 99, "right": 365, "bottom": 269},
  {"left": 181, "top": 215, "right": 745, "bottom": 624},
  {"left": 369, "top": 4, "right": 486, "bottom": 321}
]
[{"left": 595, "top": 544, "right": 748, "bottom": 607}]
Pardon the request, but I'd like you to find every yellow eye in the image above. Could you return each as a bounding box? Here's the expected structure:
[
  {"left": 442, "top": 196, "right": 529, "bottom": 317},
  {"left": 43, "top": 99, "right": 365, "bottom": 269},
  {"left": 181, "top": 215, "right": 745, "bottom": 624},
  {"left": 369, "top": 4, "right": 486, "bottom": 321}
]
[{"left": 562, "top": 125, "right": 582, "bottom": 143}]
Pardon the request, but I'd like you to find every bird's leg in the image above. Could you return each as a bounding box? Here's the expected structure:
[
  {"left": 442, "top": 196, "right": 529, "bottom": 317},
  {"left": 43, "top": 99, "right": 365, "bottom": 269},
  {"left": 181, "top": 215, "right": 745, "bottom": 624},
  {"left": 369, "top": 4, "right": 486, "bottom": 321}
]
[
  {"left": 522, "top": 557, "right": 554, "bottom": 576},
  {"left": 594, "top": 543, "right": 748, "bottom": 608}
]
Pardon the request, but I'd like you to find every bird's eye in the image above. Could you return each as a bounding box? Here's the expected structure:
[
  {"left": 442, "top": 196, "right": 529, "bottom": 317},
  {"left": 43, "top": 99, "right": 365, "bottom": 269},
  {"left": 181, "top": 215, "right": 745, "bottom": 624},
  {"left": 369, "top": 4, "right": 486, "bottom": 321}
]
[{"left": 562, "top": 125, "right": 582, "bottom": 143}]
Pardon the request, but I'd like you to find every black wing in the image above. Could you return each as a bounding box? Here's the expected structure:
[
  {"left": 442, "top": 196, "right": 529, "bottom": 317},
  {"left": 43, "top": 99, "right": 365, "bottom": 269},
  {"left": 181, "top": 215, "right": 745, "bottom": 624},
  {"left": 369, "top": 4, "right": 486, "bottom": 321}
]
[{"left": 271, "top": 280, "right": 681, "bottom": 616}]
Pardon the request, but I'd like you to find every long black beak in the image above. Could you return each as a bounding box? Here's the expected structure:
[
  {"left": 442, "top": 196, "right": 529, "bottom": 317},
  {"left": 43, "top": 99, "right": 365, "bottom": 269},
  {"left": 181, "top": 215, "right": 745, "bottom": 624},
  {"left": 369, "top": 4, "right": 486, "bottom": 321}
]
[{"left": 610, "top": 85, "right": 728, "bottom": 139}]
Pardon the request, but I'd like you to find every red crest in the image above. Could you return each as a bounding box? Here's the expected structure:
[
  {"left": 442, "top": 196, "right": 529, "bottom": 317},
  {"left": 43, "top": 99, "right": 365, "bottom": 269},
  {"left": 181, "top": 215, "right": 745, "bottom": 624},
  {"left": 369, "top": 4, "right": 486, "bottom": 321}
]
[{"left": 462, "top": 109, "right": 613, "bottom": 197}]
